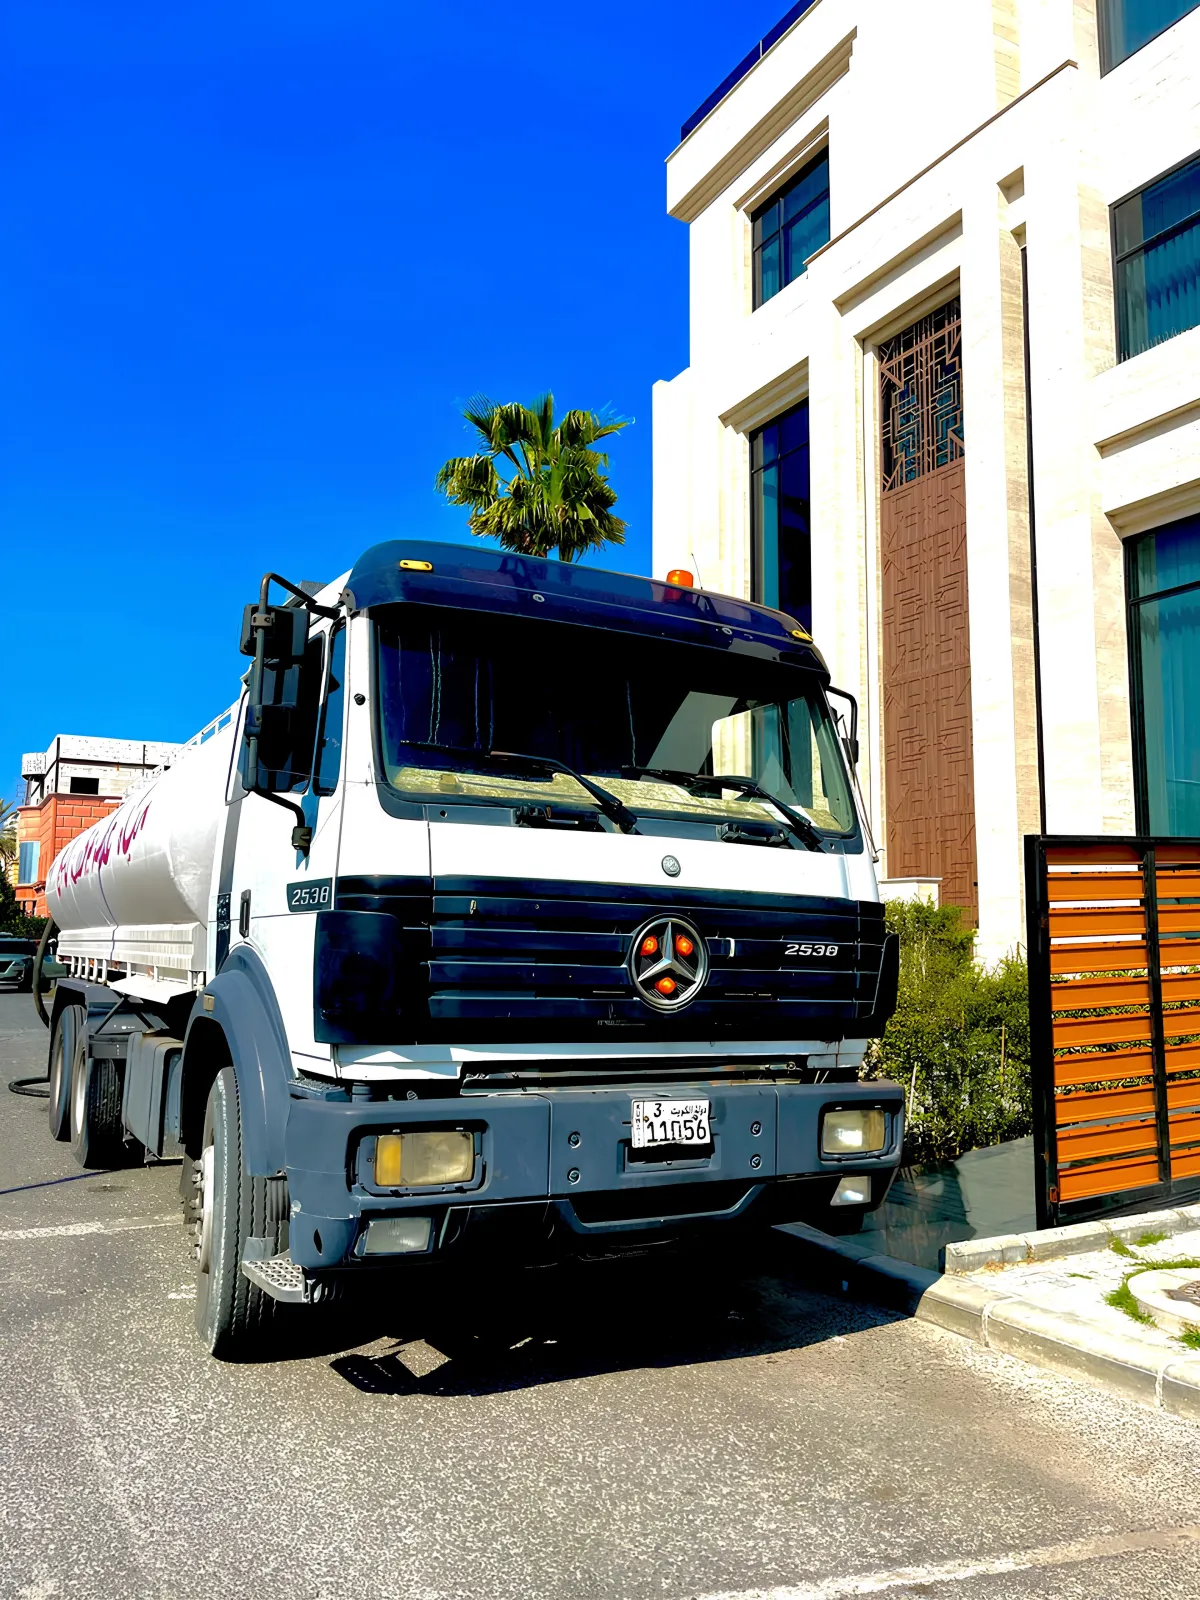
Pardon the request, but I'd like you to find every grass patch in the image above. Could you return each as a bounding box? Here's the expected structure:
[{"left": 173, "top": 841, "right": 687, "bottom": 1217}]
[
  {"left": 1105, "top": 1280, "right": 1154, "bottom": 1323},
  {"left": 1109, "top": 1237, "right": 1135, "bottom": 1257},
  {"left": 1135, "top": 1229, "right": 1169, "bottom": 1247},
  {"left": 1105, "top": 1257, "right": 1200, "bottom": 1328}
]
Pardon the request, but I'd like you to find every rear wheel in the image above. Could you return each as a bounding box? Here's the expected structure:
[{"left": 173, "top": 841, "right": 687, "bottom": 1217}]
[
  {"left": 69, "top": 1037, "right": 124, "bottom": 1169},
  {"left": 192, "top": 1067, "right": 288, "bottom": 1360},
  {"left": 48, "top": 1005, "right": 82, "bottom": 1141}
]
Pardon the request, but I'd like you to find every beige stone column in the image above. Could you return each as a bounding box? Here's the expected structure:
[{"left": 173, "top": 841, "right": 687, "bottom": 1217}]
[{"left": 1023, "top": 70, "right": 1134, "bottom": 838}]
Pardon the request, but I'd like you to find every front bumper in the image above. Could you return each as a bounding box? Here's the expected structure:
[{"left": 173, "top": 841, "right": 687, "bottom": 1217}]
[{"left": 283, "top": 1077, "right": 904, "bottom": 1270}]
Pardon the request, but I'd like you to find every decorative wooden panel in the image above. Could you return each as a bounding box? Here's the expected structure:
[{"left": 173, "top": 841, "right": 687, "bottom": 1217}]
[
  {"left": 1027, "top": 835, "right": 1200, "bottom": 1227},
  {"left": 879, "top": 299, "right": 977, "bottom": 922}
]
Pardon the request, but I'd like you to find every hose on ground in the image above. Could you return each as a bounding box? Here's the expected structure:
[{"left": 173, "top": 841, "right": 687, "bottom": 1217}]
[{"left": 8, "top": 917, "right": 58, "bottom": 1097}]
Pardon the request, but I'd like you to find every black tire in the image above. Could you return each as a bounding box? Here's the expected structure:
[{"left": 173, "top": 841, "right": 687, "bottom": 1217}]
[
  {"left": 69, "top": 1038, "right": 124, "bottom": 1169},
  {"left": 48, "top": 1005, "right": 82, "bottom": 1141},
  {"left": 192, "top": 1068, "right": 289, "bottom": 1361}
]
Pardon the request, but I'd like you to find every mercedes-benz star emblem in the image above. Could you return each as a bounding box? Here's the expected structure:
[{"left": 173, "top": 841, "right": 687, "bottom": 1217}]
[
  {"left": 661, "top": 855, "right": 681, "bottom": 877},
  {"left": 628, "top": 916, "right": 708, "bottom": 1012}
]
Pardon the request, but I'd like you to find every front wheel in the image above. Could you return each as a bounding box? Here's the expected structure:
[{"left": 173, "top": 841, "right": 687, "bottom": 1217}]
[
  {"left": 192, "top": 1067, "right": 289, "bottom": 1360},
  {"left": 48, "top": 1005, "right": 81, "bottom": 1140}
]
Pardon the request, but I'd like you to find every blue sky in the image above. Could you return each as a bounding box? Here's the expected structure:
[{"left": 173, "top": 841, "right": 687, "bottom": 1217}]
[{"left": 2, "top": 0, "right": 789, "bottom": 801}]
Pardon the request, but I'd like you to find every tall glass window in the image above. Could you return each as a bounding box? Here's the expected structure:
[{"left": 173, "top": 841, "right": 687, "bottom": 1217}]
[
  {"left": 1099, "top": 0, "right": 1199, "bottom": 72},
  {"left": 1128, "top": 513, "right": 1200, "bottom": 834},
  {"left": 750, "top": 402, "right": 810, "bottom": 630},
  {"left": 1114, "top": 151, "right": 1200, "bottom": 360},
  {"left": 751, "top": 151, "right": 830, "bottom": 309},
  {"left": 17, "top": 842, "right": 39, "bottom": 885}
]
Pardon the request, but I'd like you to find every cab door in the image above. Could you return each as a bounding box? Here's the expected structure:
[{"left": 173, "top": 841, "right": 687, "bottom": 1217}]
[{"left": 226, "top": 619, "right": 349, "bottom": 1067}]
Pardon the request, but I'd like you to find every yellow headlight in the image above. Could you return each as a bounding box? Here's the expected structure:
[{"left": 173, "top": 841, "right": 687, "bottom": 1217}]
[
  {"left": 821, "top": 1108, "right": 887, "bottom": 1157},
  {"left": 373, "top": 1130, "right": 474, "bottom": 1188}
]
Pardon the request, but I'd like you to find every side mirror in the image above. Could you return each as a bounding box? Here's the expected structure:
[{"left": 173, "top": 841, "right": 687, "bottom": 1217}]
[
  {"left": 240, "top": 606, "right": 322, "bottom": 800},
  {"left": 240, "top": 603, "right": 307, "bottom": 663},
  {"left": 827, "top": 686, "right": 860, "bottom": 768}
]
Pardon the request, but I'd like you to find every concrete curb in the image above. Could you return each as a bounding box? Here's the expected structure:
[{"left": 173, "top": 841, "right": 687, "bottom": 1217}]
[
  {"left": 941, "top": 1201, "right": 1200, "bottom": 1274},
  {"left": 775, "top": 1221, "right": 1200, "bottom": 1420}
]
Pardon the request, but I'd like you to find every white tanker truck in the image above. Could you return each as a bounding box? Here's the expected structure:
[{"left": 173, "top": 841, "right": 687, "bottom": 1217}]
[{"left": 40, "top": 540, "right": 902, "bottom": 1359}]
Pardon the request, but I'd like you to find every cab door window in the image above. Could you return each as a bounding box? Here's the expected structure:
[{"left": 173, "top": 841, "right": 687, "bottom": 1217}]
[{"left": 313, "top": 624, "right": 347, "bottom": 795}]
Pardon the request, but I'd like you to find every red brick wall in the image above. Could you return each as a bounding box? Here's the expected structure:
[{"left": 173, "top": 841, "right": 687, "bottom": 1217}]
[{"left": 15, "top": 794, "right": 120, "bottom": 919}]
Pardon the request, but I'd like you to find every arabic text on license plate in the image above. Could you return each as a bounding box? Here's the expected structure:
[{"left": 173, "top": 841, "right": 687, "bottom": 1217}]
[{"left": 630, "top": 1099, "right": 711, "bottom": 1150}]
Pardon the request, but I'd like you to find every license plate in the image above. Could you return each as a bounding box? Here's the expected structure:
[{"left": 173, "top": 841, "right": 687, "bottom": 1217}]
[{"left": 630, "top": 1098, "right": 711, "bottom": 1150}]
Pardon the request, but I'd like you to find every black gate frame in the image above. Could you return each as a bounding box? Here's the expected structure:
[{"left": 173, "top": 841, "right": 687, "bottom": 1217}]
[{"left": 1026, "top": 833, "right": 1200, "bottom": 1230}]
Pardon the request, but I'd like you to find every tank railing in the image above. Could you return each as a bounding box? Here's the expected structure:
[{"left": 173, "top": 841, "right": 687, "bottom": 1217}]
[{"left": 119, "top": 701, "right": 240, "bottom": 801}]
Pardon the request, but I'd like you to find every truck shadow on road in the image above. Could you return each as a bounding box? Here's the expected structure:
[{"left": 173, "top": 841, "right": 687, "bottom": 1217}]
[{"left": 318, "top": 1236, "right": 901, "bottom": 1397}]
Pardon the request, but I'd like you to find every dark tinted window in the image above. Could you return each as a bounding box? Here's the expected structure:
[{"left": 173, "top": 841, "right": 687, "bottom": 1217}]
[
  {"left": 1114, "top": 152, "right": 1200, "bottom": 359},
  {"left": 752, "top": 151, "right": 829, "bottom": 308},
  {"left": 1128, "top": 512, "right": 1200, "bottom": 834},
  {"left": 1099, "top": 0, "right": 1199, "bottom": 71},
  {"left": 69, "top": 776, "right": 99, "bottom": 794},
  {"left": 751, "top": 402, "right": 811, "bottom": 630}
]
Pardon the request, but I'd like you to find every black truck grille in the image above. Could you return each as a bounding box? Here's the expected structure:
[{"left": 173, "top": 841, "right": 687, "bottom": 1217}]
[{"left": 335, "top": 875, "right": 891, "bottom": 1043}]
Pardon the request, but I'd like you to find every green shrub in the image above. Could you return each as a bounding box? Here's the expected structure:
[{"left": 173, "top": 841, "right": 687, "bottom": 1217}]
[{"left": 864, "top": 899, "right": 1031, "bottom": 1164}]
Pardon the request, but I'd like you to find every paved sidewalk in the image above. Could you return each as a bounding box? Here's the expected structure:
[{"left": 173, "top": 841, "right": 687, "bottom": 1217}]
[
  {"left": 781, "top": 1204, "right": 1200, "bottom": 1420},
  {"left": 961, "top": 1227, "right": 1200, "bottom": 1354}
]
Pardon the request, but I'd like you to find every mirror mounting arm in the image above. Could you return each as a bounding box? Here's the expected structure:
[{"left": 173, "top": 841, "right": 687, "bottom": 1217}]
[{"left": 258, "top": 788, "right": 313, "bottom": 854}]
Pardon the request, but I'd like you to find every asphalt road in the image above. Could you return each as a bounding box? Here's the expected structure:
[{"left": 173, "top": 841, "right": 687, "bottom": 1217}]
[{"left": 2, "top": 988, "right": 1199, "bottom": 1600}]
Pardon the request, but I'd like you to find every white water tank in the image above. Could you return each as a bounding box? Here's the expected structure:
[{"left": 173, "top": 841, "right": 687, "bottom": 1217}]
[{"left": 47, "top": 720, "right": 237, "bottom": 935}]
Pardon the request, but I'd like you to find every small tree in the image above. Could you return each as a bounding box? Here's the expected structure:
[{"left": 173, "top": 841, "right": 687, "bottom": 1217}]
[
  {"left": 435, "top": 393, "right": 629, "bottom": 562},
  {"left": 0, "top": 800, "right": 20, "bottom": 887},
  {"left": 865, "top": 900, "right": 1031, "bottom": 1164},
  {"left": 0, "top": 870, "right": 43, "bottom": 938}
]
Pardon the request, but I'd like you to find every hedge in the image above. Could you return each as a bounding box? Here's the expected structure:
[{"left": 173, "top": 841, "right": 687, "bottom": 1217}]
[{"left": 864, "top": 899, "right": 1031, "bottom": 1164}]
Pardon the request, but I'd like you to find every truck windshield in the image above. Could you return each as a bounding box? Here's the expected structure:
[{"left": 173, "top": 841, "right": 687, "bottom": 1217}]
[{"left": 374, "top": 608, "right": 857, "bottom": 838}]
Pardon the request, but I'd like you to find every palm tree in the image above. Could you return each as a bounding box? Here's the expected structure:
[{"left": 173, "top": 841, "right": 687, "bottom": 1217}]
[
  {"left": 435, "top": 393, "right": 629, "bottom": 562},
  {"left": 0, "top": 800, "right": 19, "bottom": 883}
]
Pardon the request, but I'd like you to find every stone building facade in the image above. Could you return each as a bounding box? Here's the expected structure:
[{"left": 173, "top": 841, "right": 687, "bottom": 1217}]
[
  {"left": 16, "top": 735, "right": 180, "bottom": 918},
  {"left": 653, "top": 0, "right": 1200, "bottom": 961}
]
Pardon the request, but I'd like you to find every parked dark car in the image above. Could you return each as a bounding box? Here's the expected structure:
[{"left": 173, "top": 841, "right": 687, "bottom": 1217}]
[{"left": 0, "top": 936, "right": 39, "bottom": 992}]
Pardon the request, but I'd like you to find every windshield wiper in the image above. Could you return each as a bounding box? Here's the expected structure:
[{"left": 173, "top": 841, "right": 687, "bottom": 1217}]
[
  {"left": 491, "top": 750, "right": 639, "bottom": 834},
  {"left": 621, "top": 765, "right": 823, "bottom": 851},
  {"left": 399, "top": 742, "right": 640, "bottom": 834}
]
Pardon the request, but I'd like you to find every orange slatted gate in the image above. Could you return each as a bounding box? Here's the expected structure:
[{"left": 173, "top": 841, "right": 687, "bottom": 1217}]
[{"left": 1026, "top": 836, "right": 1200, "bottom": 1228}]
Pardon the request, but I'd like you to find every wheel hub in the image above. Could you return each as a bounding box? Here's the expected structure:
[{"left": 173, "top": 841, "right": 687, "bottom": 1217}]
[{"left": 196, "top": 1143, "right": 216, "bottom": 1274}]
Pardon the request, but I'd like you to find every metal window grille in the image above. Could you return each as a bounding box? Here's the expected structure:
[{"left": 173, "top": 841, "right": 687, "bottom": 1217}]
[{"left": 878, "top": 300, "right": 964, "bottom": 492}]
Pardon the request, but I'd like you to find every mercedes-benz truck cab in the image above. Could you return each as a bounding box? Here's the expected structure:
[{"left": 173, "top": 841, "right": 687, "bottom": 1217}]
[{"left": 44, "top": 541, "right": 902, "bottom": 1358}]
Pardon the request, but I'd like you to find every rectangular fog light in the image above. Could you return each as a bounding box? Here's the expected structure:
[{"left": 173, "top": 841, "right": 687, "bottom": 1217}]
[
  {"left": 373, "top": 1130, "right": 474, "bottom": 1189},
  {"left": 361, "top": 1216, "right": 433, "bottom": 1255},
  {"left": 831, "top": 1176, "right": 871, "bottom": 1208},
  {"left": 821, "top": 1107, "right": 887, "bottom": 1157}
]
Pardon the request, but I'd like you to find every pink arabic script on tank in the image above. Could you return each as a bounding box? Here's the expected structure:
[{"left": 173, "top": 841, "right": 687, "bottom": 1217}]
[{"left": 51, "top": 797, "right": 153, "bottom": 897}]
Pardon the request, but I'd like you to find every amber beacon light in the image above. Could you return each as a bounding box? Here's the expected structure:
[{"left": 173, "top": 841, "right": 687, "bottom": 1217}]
[{"left": 665, "top": 568, "right": 694, "bottom": 588}]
